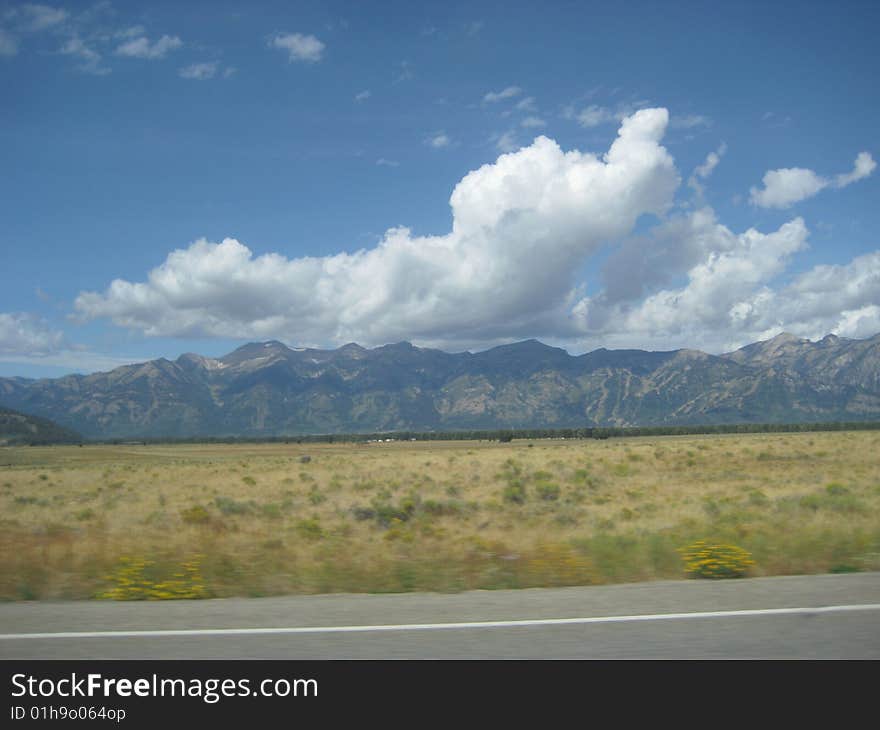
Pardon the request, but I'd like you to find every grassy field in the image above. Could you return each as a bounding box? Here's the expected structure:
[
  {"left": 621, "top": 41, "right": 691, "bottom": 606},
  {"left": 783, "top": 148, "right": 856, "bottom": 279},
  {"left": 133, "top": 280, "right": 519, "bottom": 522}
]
[{"left": 1, "top": 431, "right": 878, "bottom": 600}]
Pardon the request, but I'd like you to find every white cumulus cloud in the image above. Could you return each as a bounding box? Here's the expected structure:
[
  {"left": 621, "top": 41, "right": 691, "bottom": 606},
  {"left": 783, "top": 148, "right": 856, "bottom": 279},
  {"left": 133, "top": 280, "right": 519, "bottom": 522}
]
[
  {"left": 766, "top": 251, "right": 880, "bottom": 339},
  {"left": 0, "top": 313, "right": 65, "bottom": 357},
  {"left": 493, "top": 130, "right": 519, "bottom": 152},
  {"left": 688, "top": 142, "right": 727, "bottom": 197},
  {"left": 114, "top": 26, "right": 146, "bottom": 40},
  {"left": 425, "top": 132, "right": 451, "bottom": 149},
  {"left": 75, "top": 108, "right": 679, "bottom": 349},
  {"left": 70, "top": 109, "right": 880, "bottom": 354},
  {"left": 576, "top": 105, "right": 619, "bottom": 128},
  {"left": 13, "top": 3, "right": 67, "bottom": 32},
  {"left": 483, "top": 86, "right": 521, "bottom": 103},
  {"left": 573, "top": 102, "right": 669, "bottom": 130},
  {"left": 749, "top": 167, "right": 828, "bottom": 209},
  {"left": 115, "top": 34, "right": 182, "bottom": 60},
  {"left": 270, "top": 32, "right": 324, "bottom": 63},
  {"left": 694, "top": 143, "right": 726, "bottom": 179},
  {"left": 59, "top": 36, "right": 109, "bottom": 75},
  {"left": 750, "top": 151, "right": 875, "bottom": 208},
  {"left": 572, "top": 209, "right": 880, "bottom": 352},
  {"left": 520, "top": 116, "right": 545, "bottom": 128},
  {"left": 834, "top": 151, "right": 877, "bottom": 188},
  {"left": 669, "top": 114, "right": 711, "bottom": 129},
  {"left": 575, "top": 217, "right": 809, "bottom": 343},
  {"left": 179, "top": 61, "right": 218, "bottom": 80}
]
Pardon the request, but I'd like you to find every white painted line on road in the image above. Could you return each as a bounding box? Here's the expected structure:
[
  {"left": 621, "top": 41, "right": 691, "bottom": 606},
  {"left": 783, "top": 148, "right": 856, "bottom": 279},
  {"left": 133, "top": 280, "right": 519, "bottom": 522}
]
[{"left": 2, "top": 603, "right": 879, "bottom": 640}]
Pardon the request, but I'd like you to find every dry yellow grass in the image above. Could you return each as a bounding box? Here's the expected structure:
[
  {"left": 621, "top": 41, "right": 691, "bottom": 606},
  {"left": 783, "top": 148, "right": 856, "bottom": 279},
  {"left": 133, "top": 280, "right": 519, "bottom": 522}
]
[{"left": 1, "top": 430, "right": 878, "bottom": 599}]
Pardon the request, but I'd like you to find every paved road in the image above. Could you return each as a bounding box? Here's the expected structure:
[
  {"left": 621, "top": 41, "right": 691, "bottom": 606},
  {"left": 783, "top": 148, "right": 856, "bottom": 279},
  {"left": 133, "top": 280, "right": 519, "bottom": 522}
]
[{"left": 1, "top": 572, "right": 878, "bottom": 658}]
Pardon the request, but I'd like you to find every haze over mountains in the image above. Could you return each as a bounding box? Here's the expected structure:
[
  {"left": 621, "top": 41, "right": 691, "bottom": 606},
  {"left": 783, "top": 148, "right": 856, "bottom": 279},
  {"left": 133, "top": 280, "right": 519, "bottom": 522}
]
[{"left": 0, "top": 332, "right": 878, "bottom": 439}]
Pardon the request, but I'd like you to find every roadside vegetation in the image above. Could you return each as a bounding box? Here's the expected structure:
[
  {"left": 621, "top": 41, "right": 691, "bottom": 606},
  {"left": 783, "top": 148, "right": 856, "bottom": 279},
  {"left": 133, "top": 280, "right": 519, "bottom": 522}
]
[{"left": 0, "top": 431, "right": 878, "bottom": 600}]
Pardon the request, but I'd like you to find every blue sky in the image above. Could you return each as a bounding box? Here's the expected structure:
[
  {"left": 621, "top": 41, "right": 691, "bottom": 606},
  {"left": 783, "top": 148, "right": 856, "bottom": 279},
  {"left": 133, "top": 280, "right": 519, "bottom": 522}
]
[{"left": 1, "top": 0, "right": 878, "bottom": 377}]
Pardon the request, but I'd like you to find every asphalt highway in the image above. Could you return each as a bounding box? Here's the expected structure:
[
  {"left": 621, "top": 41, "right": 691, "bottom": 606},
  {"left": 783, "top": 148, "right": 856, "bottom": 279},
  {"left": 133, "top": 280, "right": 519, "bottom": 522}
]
[{"left": 1, "top": 572, "right": 878, "bottom": 659}]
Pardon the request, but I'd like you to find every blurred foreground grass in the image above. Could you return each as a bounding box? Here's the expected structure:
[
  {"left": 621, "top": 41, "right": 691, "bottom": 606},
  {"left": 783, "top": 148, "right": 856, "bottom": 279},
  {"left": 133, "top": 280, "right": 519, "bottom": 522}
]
[{"left": 1, "top": 431, "right": 878, "bottom": 600}]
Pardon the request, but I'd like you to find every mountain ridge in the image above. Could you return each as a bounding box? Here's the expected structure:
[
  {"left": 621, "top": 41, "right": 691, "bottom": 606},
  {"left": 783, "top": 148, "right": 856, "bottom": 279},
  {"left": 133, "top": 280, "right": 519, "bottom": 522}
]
[{"left": 1, "top": 332, "right": 879, "bottom": 439}]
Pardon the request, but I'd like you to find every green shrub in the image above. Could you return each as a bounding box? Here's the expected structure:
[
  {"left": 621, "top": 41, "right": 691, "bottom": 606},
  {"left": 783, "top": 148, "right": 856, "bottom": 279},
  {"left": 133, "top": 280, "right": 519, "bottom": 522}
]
[
  {"left": 703, "top": 497, "right": 723, "bottom": 518},
  {"left": 422, "top": 499, "right": 465, "bottom": 516},
  {"left": 295, "top": 518, "right": 324, "bottom": 540},
  {"left": 260, "top": 503, "right": 282, "bottom": 519},
  {"left": 502, "top": 482, "right": 527, "bottom": 505},
  {"left": 372, "top": 494, "right": 418, "bottom": 526},
  {"left": 799, "top": 487, "right": 865, "bottom": 514},
  {"left": 748, "top": 490, "right": 769, "bottom": 506},
  {"left": 536, "top": 483, "right": 561, "bottom": 501},
  {"left": 829, "top": 563, "right": 860, "bottom": 574},
  {"left": 351, "top": 506, "right": 376, "bottom": 521},
  {"left": 180, "top": 505, "right": 212, "bottom": 524},
  {"left": 214, "top": 496, "right": 253, "bottom": 515}
]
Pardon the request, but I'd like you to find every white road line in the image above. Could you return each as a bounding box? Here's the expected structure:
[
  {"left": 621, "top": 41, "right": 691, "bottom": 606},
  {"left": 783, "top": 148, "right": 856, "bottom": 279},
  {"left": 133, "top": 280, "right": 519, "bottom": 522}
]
[{"left": 1, "top": 603, "right": 879, "bottom": 640}]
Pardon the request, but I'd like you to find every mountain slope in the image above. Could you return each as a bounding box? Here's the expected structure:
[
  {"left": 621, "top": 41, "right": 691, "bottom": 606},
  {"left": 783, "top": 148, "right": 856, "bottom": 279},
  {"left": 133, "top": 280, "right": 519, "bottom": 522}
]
[
  {"left": 1, "top": 332, "right": 878, "bottom": 438},
  {"left": 0, "top": 406, "right": 83, "bottom": 445}
]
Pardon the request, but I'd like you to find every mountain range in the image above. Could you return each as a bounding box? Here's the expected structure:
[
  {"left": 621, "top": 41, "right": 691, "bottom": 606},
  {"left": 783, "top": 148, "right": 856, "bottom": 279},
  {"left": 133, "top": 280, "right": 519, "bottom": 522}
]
[{"left": 1, "top": 332, "right": 879, "bottom": 439}]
